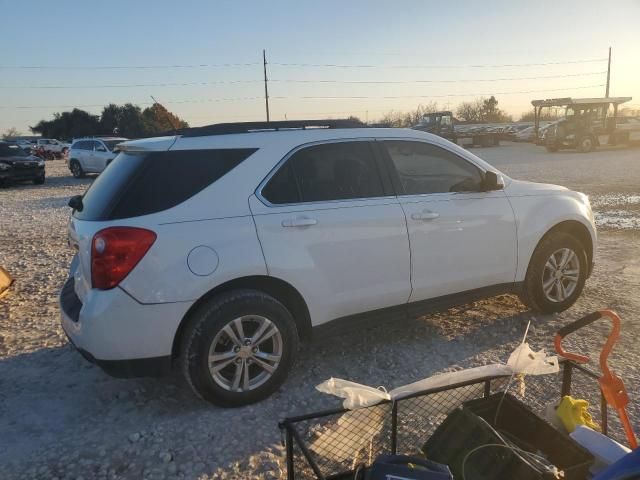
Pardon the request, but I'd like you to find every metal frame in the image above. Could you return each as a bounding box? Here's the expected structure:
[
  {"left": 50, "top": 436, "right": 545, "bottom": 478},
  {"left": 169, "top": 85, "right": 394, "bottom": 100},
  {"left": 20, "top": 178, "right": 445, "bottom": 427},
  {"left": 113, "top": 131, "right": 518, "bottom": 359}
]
[{"left": 279, "top": 360, "right": 606, "bottom": 480}]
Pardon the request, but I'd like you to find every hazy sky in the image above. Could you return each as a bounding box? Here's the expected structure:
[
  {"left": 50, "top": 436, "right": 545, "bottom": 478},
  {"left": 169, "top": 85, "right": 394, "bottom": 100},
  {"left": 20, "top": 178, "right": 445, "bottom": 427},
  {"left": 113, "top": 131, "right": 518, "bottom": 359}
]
[{"left": 1, "top": 0, "right": 638, "bottom": 133}]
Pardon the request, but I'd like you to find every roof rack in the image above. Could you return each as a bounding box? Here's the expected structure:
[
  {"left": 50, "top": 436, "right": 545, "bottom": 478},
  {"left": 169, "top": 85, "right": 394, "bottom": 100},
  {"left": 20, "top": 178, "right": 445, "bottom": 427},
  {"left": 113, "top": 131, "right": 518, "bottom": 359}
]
[{"left": 180, "top": 119, "right": 366, "bottom": 138}]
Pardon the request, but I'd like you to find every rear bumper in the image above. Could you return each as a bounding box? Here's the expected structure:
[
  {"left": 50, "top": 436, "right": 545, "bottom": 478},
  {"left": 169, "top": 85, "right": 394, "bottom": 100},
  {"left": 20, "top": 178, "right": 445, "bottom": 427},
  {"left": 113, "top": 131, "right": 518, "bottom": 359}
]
[{"left": 59, "top": 276, "right": 191, "bottom": 378}]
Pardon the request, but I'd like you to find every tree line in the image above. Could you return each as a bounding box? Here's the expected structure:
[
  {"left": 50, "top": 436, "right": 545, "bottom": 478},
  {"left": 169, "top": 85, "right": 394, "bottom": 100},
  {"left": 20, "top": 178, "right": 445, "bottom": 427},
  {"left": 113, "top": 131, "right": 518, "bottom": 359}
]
[{"left": 25, "top": 103, "right": 189, "bottom": 140}]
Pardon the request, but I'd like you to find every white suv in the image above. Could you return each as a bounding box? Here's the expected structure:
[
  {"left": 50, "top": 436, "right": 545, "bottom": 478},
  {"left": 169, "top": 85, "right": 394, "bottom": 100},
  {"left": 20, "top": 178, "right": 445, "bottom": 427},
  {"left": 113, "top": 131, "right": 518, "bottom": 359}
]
[
  {"left": 67, "top": 137, "right": 128, "bottom": 177},
  {"left": 60, "top": 120, "right": 596, "bottom": 406}
]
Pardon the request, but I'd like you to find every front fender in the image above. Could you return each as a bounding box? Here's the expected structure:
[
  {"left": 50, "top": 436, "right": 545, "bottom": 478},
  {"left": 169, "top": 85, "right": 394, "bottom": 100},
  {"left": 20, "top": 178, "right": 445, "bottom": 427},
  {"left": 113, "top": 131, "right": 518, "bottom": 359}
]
[{"left": 508, "top": 193, "right": 596, "bottom": 282}]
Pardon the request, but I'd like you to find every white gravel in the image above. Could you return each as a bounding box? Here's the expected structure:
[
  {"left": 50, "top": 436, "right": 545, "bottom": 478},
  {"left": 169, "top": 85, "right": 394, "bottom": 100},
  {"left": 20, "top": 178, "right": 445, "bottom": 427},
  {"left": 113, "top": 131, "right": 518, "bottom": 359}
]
[{"left": 1, "top": 143, "right": 639, "bottom": 479}]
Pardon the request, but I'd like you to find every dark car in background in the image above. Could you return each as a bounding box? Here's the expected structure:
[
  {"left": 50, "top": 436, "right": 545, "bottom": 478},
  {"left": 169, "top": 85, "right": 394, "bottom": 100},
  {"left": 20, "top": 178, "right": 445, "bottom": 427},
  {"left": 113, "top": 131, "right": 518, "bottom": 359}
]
[{"left": 0, "top": 141, "right": 45, "bottom": 186}]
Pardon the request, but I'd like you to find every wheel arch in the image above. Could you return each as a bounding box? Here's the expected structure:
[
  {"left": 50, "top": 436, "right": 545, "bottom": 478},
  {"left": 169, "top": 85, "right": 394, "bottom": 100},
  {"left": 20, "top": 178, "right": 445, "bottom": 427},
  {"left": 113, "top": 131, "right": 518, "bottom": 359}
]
[
  {"left": 171, "top": 275, "right": 312, "bottom": 359},
  {"left": 528, "top": 220, "right": 594, "bottom": 277}
]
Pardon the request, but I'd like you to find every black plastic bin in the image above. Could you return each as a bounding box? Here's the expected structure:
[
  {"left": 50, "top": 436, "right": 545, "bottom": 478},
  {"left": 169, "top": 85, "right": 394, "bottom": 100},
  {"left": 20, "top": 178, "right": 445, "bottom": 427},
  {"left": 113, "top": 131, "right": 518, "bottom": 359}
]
[{"left": 423, "top": 393, "right": 594, "bottom": 480}]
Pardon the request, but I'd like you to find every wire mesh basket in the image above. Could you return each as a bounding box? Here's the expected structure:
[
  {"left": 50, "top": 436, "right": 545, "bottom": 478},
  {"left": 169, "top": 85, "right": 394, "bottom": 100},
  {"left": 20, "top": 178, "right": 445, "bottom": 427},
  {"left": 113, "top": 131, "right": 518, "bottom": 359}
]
[{"left": 279, "top": 360, "right": 622, "bottom": 480}]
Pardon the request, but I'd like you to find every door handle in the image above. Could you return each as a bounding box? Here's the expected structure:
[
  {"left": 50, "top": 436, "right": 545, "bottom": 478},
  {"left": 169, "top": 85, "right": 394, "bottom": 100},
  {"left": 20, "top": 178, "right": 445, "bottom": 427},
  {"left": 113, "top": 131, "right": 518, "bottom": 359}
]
[
  {"left": 282, "top": 217, "right": 318, "bottom": 228},
  {"left": 411, "top": 211, "right": 440, "bottom": 221}
]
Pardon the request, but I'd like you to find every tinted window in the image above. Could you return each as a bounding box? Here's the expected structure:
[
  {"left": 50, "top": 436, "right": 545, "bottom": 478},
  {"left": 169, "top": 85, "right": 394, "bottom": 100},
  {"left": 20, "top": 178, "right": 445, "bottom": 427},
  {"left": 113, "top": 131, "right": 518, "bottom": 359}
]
[
  {"left": 0, "top": 143, "right": 28, "bottom": 157},
  {"left": 384, "top": 141, "right": 483, "bottom": 195},
  {"left": 262, "top": 162, "right": 299, "bottom": 204},
  {"left": 72, "top": 141, "right": 88, "bottom": 150},
  {"left": 262, "top": 141, "right": 384, "bottom": 204},
  {"left": 74, "top": 148, "right": 257, "bottom": 220}
]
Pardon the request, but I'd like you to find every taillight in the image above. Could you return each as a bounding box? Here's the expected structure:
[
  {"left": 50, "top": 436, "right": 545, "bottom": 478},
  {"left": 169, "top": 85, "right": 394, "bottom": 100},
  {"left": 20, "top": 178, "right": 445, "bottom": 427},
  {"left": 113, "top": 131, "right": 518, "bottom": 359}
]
[{"left": 91, "top": 227, "right": 156, "bottom": 290}]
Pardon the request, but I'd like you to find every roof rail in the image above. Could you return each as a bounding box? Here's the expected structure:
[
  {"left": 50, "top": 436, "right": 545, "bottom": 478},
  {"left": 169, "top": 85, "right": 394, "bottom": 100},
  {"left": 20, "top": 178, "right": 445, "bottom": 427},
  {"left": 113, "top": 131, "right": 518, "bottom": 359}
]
[{"left": 180, "top": 119, "right": 366, "bottom": 138}]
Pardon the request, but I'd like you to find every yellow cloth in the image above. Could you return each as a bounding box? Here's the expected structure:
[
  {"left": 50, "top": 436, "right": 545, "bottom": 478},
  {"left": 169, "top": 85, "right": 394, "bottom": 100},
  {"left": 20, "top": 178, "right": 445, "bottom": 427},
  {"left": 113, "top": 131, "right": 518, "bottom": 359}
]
[{"left": 556, "top": 395, "right": 600, "bottom": 433}]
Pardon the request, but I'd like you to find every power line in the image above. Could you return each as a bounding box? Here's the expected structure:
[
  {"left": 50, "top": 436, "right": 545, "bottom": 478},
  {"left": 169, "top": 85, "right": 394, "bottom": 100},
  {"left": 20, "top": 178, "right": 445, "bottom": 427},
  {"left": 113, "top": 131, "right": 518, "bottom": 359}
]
[
  {"left": 0, "top": 63, "right": 261, "bottom": 70},
  {"left": 270, "top": 58, "right": 608, "bottom": 69},
  {"left": 0, "top": 80, "right": 262, "bottom": 89},
  {"left": 271, "top": 71, "right": 607, "bottom": 85},
  {"left": 287, "top": 84, "right": 604, "bottom": 100},
  {"left": 0, "top": 84, "right": 604, "bottom": 110},
  {"left": 0, "top": 58, "right": 607, "bottom": 70},
  {"left": 0, "top": 71, "right": 606, "bottom": 90}
]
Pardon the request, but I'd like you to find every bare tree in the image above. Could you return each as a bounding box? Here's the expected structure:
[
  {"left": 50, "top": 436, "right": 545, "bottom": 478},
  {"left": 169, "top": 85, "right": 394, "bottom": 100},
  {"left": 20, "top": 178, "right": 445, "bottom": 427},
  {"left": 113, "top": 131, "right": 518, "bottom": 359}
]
[
  {"left": 378, "top": 102, "right": 439, "bottom": 127},
  {"left": 2, "top": 127, "right": 22, "bottom": 140}
]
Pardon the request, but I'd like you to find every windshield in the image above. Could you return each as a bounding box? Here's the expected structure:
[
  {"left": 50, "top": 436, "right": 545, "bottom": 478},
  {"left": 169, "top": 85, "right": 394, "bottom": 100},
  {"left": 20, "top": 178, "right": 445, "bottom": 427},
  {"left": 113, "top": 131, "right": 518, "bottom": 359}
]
[
  {"left": 102, "top": 140, "right": 124, "bottom": 151},
  {"left": 0, "top": 144, "right": 28, "bottom": 157}
]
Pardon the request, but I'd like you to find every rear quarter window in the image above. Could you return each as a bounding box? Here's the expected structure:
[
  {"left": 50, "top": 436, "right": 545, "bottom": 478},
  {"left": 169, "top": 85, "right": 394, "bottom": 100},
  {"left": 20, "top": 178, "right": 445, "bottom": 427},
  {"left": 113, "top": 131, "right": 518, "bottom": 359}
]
[{"left": 74, "top": 148, "right": 257, "bottom": 221}]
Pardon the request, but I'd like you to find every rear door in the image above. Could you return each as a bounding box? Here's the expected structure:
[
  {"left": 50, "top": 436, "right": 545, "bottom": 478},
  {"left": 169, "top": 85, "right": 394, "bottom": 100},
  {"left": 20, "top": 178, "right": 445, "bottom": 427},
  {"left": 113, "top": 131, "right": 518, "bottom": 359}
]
[
  {"left": 250, "top": 140, "right": 411, "bottom": 326},
  {"left": 379, "top": 139, "right": 517, "bottom": 302}
]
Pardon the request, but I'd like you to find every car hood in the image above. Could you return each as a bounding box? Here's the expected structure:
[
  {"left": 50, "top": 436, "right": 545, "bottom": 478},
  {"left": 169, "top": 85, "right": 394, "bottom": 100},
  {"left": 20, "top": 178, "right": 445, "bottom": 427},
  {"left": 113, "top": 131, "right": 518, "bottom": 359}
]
[{"left": 504, "top": 179, "right": 569, "bottom": 197}]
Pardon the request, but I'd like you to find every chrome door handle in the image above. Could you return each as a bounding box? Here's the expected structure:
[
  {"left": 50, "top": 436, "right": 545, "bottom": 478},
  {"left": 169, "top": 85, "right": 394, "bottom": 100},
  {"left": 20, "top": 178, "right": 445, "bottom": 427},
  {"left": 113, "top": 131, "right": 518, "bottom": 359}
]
[
  {"left": 411, "top": 211, "right": 440, "bottom": 221},
  {"left": 282, "top": 217, "right": 318, "bottom": 227}
]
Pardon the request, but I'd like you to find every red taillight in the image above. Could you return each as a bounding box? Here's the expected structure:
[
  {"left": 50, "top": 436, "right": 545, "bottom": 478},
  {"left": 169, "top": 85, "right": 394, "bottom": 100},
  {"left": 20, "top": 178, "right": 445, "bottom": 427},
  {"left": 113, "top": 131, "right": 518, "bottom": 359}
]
[{"left": 91, "top": 227, "right": 156, "bottom": 290}]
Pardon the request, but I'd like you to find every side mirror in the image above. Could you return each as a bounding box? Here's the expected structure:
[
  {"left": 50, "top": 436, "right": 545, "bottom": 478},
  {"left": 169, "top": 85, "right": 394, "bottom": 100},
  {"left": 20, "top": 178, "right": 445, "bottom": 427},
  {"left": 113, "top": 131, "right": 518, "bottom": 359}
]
[
  {"left": 482, "top": 171, "right": 504, "bottom": 191},
  {"left": 68, "top": 195, "right": 83, "bottom": 212}
]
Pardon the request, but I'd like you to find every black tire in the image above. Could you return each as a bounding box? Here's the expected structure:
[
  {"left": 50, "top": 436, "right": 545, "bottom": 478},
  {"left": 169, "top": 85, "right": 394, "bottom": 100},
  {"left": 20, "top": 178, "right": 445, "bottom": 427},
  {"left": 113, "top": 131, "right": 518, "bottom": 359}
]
[
  {"left": 578, "top": 135, "right": 595, "bottom": 153},
  {"left": 69, "top": 159, "right": 84, "bottom": 178},
  {"left": 180, "top": 289, "right": 299, "bottom": 407},
  {"left": 519, "top": 231, "right": 588, "bottom": 313},
  {"left": 33, "top": 174, "right": 45, "bottom": 185}
]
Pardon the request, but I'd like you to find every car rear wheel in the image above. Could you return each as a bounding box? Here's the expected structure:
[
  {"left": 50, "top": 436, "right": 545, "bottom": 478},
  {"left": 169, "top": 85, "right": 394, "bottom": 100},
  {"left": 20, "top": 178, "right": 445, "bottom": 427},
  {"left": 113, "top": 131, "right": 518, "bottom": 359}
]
[
  {"left": 519, "top": 231, "right": 588, "bottom": 313},
  {"left": 70, "top": 160, "right": 84, "bottom": 178},
  {"left": 33, "top": 174, "right": 45, "bottom": 185},
  {"left": 180, "top": 289, "right": 299, "bottom": 407}
]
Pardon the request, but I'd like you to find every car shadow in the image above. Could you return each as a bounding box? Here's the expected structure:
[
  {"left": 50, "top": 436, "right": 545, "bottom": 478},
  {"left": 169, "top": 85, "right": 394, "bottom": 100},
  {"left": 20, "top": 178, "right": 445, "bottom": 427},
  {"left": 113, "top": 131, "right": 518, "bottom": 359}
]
[{"left": 0, "top": 299, "right": 550, "bottom": 475}]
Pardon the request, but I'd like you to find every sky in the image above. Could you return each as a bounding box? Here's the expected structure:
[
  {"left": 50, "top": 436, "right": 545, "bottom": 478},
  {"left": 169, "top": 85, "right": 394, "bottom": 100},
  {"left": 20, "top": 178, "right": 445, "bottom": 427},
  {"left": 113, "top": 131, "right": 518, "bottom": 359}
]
[{"left": 1, "top": 0, "right": 639, "bottom": 133}]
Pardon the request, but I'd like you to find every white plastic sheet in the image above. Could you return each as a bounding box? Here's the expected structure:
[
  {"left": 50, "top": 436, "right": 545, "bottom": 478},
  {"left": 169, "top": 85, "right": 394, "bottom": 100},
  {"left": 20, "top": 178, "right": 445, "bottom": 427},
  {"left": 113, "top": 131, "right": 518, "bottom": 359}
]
[
  {"left": 507, "top": 342, "right": 559, "bottom": 375},
  {"left": 316, "top": 378, "right": 390, "bottom": 409},
  {"left": 316, "top": 344, "right": 559, "bottom": 410}
]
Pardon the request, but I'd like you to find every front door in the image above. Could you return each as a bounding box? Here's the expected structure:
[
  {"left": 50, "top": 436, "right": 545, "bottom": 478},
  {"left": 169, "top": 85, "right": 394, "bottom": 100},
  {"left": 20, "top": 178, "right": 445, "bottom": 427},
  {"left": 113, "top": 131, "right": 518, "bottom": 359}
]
[
  {"left": 379, "top": 139, "right": 517, "bottom": 302},
  {"left": 250, "top": 140, "right": 411, "bottom": 326}
]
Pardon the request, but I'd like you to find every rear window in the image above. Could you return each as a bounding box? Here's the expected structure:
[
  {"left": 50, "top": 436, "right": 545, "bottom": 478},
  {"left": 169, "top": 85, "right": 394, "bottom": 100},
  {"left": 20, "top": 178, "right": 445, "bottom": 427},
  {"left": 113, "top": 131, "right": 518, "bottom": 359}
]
[{"left": 74, "top": 148, "right": 257, "bottom": 221}]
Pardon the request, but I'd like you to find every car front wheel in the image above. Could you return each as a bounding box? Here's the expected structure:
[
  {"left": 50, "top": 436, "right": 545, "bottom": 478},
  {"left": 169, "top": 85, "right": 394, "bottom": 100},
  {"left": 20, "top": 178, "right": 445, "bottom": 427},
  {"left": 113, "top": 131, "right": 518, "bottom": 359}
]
[
  {"left": 181, "top": 289, "right": 299, "bottom": 407},
  {"left": 519, "top": 231, "right": 588, "bottom": 313},
  {"left": 69, "top": 160, "right": 84, "bottom": 178}
]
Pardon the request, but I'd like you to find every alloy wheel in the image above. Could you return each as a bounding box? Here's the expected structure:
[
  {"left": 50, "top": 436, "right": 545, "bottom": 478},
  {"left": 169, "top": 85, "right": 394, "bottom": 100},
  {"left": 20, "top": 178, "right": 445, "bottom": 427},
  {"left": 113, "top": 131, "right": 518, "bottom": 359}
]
[
  {"left": 542, "top": 248, "right": 580, "bottom": 303},
  {"left": 207, "top": 315, "right": 283, "bottom": 392}
]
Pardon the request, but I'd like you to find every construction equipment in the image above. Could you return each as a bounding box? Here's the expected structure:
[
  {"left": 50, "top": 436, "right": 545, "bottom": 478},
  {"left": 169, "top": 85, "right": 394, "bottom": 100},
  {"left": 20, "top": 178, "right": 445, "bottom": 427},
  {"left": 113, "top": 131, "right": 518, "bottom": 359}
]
[
  {"left": 531, "top": 97, "right": 635, "bottom": 153},
  {"left": 412, "top": 111, "right": 500, "bottom": 147}
]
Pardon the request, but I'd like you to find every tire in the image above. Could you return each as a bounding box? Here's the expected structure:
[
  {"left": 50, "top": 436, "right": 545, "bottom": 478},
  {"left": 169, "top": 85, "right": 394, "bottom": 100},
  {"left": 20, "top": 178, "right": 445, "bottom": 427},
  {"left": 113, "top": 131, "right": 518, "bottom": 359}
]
[
  {"left": 519, "top": 231, "right": 588, "bottom": 313},
  {"left": 69, "top": 159, "right": 84, "bottom": 178},
  {"left": 578, "top": 135, "right": 595, "bottom": 153},
  {"left": 180, "top": 289, "right": 299, "bottom": 407},
  {"left": 33, "top": 174, "right": 45, "bottom": 185}
]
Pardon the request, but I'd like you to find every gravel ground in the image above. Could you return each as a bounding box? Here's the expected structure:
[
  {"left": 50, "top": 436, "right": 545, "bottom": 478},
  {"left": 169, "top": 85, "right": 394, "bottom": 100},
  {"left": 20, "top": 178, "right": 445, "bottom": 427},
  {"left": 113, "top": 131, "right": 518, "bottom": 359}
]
[{"left": 0, "top": 142, "right": 639, "bottom": 479}]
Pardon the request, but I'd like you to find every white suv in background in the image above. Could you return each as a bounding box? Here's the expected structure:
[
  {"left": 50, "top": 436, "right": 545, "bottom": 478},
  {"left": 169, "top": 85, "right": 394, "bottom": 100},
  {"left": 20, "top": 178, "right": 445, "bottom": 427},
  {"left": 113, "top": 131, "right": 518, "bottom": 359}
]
[
  {"left": 60, "top": 120, "right": 596, "bottom": 406},
  {"left": 67, "top": 137, "right": 128, "bottom": 177}
]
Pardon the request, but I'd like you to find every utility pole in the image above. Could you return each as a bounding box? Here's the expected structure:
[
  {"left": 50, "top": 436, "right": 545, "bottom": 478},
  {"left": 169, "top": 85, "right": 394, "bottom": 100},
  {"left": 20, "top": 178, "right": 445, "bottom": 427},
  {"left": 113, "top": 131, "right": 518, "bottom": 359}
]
[
  {"left": 605, "top": 47, "right": 611, "bottom": 98},
  {"left": 263, "top": 49, "right": 270, "bottom": 122}
]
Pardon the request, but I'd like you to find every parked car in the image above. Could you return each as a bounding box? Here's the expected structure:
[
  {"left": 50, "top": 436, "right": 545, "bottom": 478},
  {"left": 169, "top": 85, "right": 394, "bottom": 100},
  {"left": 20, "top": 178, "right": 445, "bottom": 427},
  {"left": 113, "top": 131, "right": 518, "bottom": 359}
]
[
  {"left": 15, "top": 139, "right": 36, "bottom": 152},
  {"left": 35, "top": 138, "right": 70, "bottom": 158},
  {"left": 0, "top": 141, "right": 45, "bottom": 186},
  {"left": 60, "top": 120, "right": 596, "bottom": 406},
  {"left": 66, "top": 137, "right": 128, "bottom": 178}
]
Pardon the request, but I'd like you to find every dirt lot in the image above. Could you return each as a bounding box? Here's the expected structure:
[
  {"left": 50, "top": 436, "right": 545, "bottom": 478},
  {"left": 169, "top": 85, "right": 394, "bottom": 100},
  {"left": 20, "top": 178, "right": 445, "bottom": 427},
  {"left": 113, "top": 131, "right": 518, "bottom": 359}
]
[{"left": 1, "top": 142, "right": 639, "bottom": 479}]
